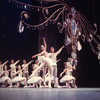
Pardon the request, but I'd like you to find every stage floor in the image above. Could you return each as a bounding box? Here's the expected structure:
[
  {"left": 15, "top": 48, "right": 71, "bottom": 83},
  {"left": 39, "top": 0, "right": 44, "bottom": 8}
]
[{"left": 0, "top": 88, "right": 100, "bottom": 100}]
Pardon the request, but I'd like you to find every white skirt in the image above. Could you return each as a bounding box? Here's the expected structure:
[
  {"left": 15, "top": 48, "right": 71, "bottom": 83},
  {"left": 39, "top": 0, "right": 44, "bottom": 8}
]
[
  {"left": 45, "top": 76, "right": 54, "bottom": 83},
  {"left": 27, "top": 76, "right": 42, "bottom": 84},
  {"left": 60, "top": 75, "right": 75, "bottom": 83},
  {"left": 12, "top": 76, "right": 26, "bottom": 83},
  {"left": 0, "top": 76, "right": 11, "bottom": 84},
  {"left": 41, "top": 56, "right": 54, "bottom": 67}
]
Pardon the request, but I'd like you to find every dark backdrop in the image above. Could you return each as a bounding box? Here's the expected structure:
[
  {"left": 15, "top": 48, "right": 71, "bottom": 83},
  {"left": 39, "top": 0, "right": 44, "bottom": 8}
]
[{"left": 0, "top": 0, "right": 100, "bottom": 87}]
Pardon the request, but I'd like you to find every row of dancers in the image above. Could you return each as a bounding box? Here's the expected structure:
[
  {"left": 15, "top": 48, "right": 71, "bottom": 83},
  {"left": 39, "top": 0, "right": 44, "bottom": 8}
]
[{"left": 0, "top": 38, "right": 77, "bottom": 88}]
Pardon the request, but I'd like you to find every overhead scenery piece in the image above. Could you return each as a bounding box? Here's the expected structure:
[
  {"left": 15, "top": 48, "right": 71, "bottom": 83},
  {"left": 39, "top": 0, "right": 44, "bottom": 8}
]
[{"left": 8, "top": 0, "right": 100, "bottom": 68}]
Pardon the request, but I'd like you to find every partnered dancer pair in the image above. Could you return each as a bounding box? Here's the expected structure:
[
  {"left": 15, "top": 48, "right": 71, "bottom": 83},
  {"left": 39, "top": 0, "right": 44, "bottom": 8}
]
[{"left": 32, "top": 38, "right": 64, "bottom": 88}]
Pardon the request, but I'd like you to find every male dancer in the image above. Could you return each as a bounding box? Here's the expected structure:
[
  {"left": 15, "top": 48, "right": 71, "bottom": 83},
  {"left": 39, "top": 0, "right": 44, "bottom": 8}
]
[{"left": 49, "top": 46, "right": 65, "bottom": 87}]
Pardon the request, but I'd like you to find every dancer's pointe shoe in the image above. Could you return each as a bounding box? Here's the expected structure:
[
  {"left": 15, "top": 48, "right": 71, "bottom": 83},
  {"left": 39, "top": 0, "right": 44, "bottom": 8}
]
[
  {"left": 48, "top": 85, "right": 52, "bottom": 88},
  {"left": 24, "top": 85, "right": 28, "bottom": 88},
  {"left": 8, "top": 85, "right": 12, "bottom": 88},
  {"left": 68, "top": 86, "right": 71, "bottom": 88},
  {"left": 54, "top": 85, "right": 61, "bottom": 88},
  {"left": 74, "top": 85, "right": 77, "bottom": 88}
]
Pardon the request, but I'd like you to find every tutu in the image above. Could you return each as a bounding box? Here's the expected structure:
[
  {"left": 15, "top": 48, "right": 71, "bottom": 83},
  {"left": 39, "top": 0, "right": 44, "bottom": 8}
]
[
  {"left": 60, "top": 75, "right": 75, "bottom": 83},
  {"left": 45, "top": 76, "right": 54, "bottom": 83},
  {"left": 12, "top": 76, "right": 26, "bottom": 83},
  {"left": 27, "top": 76, "right": 42, "bottom": 84},
  {"left": 0, "top": 76, "right": 11, "bottom": 84},
  {"left": 40, "top": 56, "right": 54, "bottom": 67}
]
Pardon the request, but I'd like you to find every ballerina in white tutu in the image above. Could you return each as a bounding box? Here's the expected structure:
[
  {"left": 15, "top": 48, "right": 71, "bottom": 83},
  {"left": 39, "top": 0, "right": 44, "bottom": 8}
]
[
  {"left": 22, "top": 60, "right": 33, "bottom": 80},
  {"left": 12, "top": 65, "right": 27, "bottom": 87},
  {"left": 10, "top": 59, "right": 20, "bottom": 79},
  {"left": 27, "top": 64, "right": 43, "bottom": 88},
  {"left": 60, "top": 59, "right": 77, "bottom": 88},
  {"left": 0, "top": 65, "right": 12, "bottom": 87},
  {"left": 32, "top": 38, "right": 54, "bottom": 88},
  {"left": 0, "top": 60, "right": 9, "bottom": 75}
]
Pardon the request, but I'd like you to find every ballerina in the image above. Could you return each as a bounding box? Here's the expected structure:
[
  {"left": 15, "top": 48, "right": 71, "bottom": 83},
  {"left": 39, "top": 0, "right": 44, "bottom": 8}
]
[
  {"left": 60, "top": 60, "right": 77, "bottom": 88},
  {"left": 32, "top": 38, "right": 54, "bottom": 88},
  {"left": 0, "top": 60, "right": 9, "bottom": 75},
  {"left": 12, "top": 65, "right": 27, "bottom": 87},
  {"left": 27, "top": 64, "right": 43, "bottom": 88},
  {"left": 10, "top": 59, "right": 20, "bottom": 79},
  {"left": 22, "top": 60, "right": 33, "bottom": 80},
  {"left": 0, "top": 65, "right": 12, "bottom": 87}
]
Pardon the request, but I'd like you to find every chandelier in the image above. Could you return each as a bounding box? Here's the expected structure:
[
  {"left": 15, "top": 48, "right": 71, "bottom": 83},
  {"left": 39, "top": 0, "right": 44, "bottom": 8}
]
[{"left": 9, "top": 0, "right": 100, "bottom": 67}]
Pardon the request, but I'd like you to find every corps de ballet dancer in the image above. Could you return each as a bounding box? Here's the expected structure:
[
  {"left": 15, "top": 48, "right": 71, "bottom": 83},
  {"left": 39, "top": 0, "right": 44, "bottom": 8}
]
[
  {"left": 12, "top": 65, "right": 27, "bottom": 87},
  {"left": 27, "top": 64, "right": 43, "bottom": 88},
  {"left": 10, "top": 59, "right": 20, "bottom": 79},
  {"left": 0, "top": 60, "right": 9, "bottom": 75},
  {"left": 32, "top": 38, "right": 54, "bottom": 88},
  {"left": 48, "top": 46, "right": 65, "bottom": 87},
  {"left": 22, "top": 60, "right": 33, "bottom": 80},
  {"left": 60, "top": 59, "right": 77, "bottom": 88},
  {"left": 0, "top": 65, "right": 12, "bottom": 87}
]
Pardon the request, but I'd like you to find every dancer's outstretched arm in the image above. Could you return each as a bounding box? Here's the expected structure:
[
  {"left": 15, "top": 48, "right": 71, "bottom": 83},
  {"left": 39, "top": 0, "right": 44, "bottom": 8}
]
[
  {"left": 60, "top": 69, "right": 67, "bottom": 77},
  {"left": 43, "top": 38, "right": 47, "bottom": 50},
  {"left": 56, "top": 46, "right": 65, "bottom": 56},
  {"left": 27, "top": 60, "right": 34, "bottom": 66},
  {"left": 14, "top": 60, "right": 20, "bottom": 65},
  {"left": 32, "top": 51, "right": 45, "bottom": 58},
  {"left": 2, "top": 60, "right": 9, "bottom": 67}
]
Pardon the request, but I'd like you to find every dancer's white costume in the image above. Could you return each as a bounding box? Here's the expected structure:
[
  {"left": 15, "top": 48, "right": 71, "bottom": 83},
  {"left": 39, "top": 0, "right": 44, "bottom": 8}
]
[
  {"left": 10, "top": 60, "right": 19, "bottom": 79},
  {"left": 22, "top": 61, "right": 33, "bottom": 79},
  {"left": 12, "top": 71, "right": 26, "bottom": 84},
  {"left": 27, "top": 65, "right": 42, "bottom": 84},
  {"left": 60, "top": 64, "right": 75, "bottom": 83},
  {"left": 0, "top": 61, "right": 8, "bottom": 74},
  {"left": 0, "top": 71, "right": 11, "bottom": 84}
]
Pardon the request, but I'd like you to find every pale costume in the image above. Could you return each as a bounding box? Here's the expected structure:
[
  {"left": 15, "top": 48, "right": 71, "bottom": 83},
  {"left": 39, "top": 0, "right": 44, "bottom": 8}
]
[
  {"left": 22, "top": 61, "right": 33, "bottom": 80},
  {"left": 12, "top": 71, "right": 26, "bottom": 85},
  {"left": 0, "top": 71, "right": 11, "bottom": 85},
  {"left": 60, "top": 69, "right": 75, "bottom": 83},
  {"left": 27, "top": 65, "right": 43, "bottom": 85},
  {"left": 49, "top": 47, "right": 63, "bottom": 87},
  {"left": 10, "top": 60, "right": 19, "bottom": 79},
  {"left": 0, "top": 61, "right": 8, "bottom": 74}
]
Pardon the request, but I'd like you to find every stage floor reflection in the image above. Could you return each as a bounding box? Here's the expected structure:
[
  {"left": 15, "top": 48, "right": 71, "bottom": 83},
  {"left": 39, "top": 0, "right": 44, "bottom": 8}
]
[{"left": 0, "top": 88, "right": 100, "bottom": 100}]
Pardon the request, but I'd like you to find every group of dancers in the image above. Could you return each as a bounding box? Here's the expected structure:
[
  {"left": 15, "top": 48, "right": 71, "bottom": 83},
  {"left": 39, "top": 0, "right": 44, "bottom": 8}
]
[{"left": 0, "top": 38, "right": 77, "bottom": 88}]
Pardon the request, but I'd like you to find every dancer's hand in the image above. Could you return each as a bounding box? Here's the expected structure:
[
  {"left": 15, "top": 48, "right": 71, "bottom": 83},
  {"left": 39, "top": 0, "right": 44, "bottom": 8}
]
[
  {"left": 43, "top": 38, "right": 45, "bottom": 40},
  {"left": 62, "top": 45, "right": 65, "bottom": 49},
  {"left": 32, "top": 55, "right": 36, "bottom": 58},
  {"left": 60, "top": 73, "right": 62, "bottom": 77}
]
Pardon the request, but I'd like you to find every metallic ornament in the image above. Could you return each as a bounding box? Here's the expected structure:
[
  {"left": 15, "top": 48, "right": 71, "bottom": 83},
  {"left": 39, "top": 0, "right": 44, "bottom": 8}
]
[
  {"left": 70, "top": 19, "right": 77, "bottom": 36},
  {"left": 71, "top": 51, "right": 77, "bottom": 59},
  {"left": 65, "top": 35, "right": 71, "bottom": 46}
]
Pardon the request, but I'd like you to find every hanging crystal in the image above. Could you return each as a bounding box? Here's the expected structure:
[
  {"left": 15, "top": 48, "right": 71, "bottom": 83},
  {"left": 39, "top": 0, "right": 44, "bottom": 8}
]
[
  {"left": 70, "top": 18, "right": 77, "bottom": 36},
  {"left": 78, "top": 31, "right": 81, "bottom": 36},
  {"left": 71, "top": 51, "right": 77, "bottom": 59},
  {"left": 18, "top": 21, "right": 24, "bottom": 33},
  {"left": 24, "top": 5, "right": 27, "bottom": 9},
  {"left": 97, "top": 44, "right": 100, "bottom": 51},
  {"left": 45, "top": 8, "right": 49, "bottom": 15},
  {"left": 98, "top": 53, "right": 100, "bottom": 60},
  {"left": 77, "top": 41, "right": 82, "bottom": 51},
  {"left": 71, "top": 7, "right": 76, "bottom": 16},
  {"left": 65, "top": 35, "right": 71, "bottom": 46},
  {"left": 73, "top": 59, "right": 78, "bottom": 67}
]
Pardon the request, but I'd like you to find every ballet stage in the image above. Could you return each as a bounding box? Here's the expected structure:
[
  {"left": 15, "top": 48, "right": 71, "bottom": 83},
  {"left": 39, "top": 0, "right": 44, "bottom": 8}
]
[{"left": 0, "top": 88, "right": 100, "bottom": 100}]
